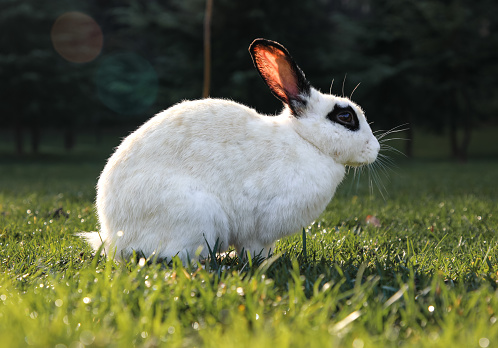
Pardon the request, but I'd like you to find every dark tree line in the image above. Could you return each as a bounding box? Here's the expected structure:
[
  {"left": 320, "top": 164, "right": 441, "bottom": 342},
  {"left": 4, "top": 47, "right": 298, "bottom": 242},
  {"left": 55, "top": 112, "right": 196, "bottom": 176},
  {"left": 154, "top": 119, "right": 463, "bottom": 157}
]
[{"left": 1, "top": 0, "right": 497, "bottom": 160}]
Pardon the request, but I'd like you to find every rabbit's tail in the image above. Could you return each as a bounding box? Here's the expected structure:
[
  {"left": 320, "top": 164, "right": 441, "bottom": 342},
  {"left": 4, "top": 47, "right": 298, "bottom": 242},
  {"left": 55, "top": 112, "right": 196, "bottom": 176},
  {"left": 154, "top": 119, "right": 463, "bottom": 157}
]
[{"left": 76, "top": 231, "right": 107, "bottom": 254}]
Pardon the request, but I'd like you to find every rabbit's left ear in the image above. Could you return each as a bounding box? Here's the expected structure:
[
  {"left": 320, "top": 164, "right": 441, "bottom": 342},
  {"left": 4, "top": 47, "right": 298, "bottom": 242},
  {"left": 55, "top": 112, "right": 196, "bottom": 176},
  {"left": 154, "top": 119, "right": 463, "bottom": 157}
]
[{"left": 249, "top": 39, "right": 310, "bottom": 115}]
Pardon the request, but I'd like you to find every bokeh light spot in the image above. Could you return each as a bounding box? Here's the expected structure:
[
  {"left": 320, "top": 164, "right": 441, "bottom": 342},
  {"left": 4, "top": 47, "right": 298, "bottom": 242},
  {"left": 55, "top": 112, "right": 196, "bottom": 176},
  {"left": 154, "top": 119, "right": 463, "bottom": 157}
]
[
  {"left": 479, "top": 338, "right": 490, "bottom": 348},
  {"left": 51, "top": 11, "right": 103, "bottom": 63},
  {"left": 95, "top": 53, "right": 158, "bottom": 116}
]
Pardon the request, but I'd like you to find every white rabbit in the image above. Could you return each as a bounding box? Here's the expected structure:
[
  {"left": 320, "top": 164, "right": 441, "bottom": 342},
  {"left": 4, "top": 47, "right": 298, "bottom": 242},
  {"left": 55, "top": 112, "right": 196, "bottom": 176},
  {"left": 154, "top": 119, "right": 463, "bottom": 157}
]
[{"left": 80, "top": 39, "right": 380, "bottom": 263}]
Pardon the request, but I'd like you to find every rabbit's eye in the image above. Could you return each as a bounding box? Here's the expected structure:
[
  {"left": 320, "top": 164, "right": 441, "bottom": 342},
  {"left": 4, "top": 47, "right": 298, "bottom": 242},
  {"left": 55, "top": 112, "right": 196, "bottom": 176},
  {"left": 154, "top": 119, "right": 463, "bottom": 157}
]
[
  {"left": 327, "top": 105, "right": 359, "bottom": 131},
  {"left": 337, "top": 112, "right": 353, "bottom": 124}
]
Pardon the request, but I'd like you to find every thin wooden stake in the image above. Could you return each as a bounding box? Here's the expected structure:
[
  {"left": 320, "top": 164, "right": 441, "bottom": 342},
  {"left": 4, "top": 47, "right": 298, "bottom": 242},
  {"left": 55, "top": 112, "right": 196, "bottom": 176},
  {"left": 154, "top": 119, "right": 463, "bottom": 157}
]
[
  {"left": 302, "top": 228, "right": 307, "bottom": 261},
  {"left": 202, "top": 0, "right": 213, "bottom": 98}
]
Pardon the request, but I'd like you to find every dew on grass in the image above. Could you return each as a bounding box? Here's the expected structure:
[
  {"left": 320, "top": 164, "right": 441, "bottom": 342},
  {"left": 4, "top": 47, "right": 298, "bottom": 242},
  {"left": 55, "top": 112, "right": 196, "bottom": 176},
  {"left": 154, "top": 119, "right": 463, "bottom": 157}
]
[
  {"left": 428, "top": 305, "right": 435, "bottom": 312},
  {"left": 429, "top": 331, "right": 439, "bottom": 341},
  {"left": 167, "top": 326, "right": 175, "bottom": 334},
  {"left": 479, "top": 337, "right": 490, "bottom": 348},
  {"left": 80, "top": 331, "right": 95, "bottom": 345},
  {"left": 25, "top": 336, "right": 36, "bottom": 345},
  {"left": 55, "top": 299, "right": 63, "bottom": 307},
  {"left": 352, "top": 338, "right": 364, "bottom": 348},
  {"left": 82, "top": 297, "right": 91, "bottom": 304},
  {"left": 117, "top": 230, "right": 124, "bottom": 237},
  {"left": 236, "top": 287, "right": 244, "bottom": 296}
]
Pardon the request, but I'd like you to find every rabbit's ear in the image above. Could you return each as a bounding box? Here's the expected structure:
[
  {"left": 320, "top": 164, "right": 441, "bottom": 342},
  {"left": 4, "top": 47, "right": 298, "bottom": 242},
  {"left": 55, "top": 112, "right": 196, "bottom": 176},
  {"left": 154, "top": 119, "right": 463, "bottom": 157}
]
[{"left": 249, "top": 39, "right": 310, "bottom": 115}]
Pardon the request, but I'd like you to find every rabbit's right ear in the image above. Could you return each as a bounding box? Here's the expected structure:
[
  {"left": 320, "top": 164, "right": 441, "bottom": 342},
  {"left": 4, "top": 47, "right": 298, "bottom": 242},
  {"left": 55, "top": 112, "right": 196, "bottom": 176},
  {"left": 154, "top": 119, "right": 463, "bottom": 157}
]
[{"left": 249, "top": 39, "right": 311, "bottom": 116}]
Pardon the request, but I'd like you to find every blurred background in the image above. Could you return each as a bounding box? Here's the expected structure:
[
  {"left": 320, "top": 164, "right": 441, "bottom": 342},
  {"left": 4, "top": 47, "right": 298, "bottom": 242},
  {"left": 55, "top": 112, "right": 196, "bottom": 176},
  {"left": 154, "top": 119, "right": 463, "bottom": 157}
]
[{"left": 1, "top": 0, "right": 497, "bottom": 162}]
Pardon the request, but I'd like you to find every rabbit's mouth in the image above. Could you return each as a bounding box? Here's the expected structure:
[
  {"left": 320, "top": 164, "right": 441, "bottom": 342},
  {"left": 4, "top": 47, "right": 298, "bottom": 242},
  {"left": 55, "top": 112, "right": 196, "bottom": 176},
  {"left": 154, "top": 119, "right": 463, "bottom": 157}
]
[{"left": 344, "top": 161, "right": 369, "bottom": 168}]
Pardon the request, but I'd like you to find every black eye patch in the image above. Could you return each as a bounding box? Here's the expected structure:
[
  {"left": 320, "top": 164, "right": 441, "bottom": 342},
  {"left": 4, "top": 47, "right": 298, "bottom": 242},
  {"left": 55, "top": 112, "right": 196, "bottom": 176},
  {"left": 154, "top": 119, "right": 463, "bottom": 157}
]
[{"left": 326, "top": 105, "right": 360, "bottom": 131}]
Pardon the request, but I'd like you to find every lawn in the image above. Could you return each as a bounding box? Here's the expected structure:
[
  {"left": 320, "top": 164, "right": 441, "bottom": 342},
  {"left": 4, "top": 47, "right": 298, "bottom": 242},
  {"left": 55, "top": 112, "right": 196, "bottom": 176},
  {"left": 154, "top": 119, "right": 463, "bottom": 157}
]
[{"left": 0, "top": 130, "right": 497, "bottom": 347}]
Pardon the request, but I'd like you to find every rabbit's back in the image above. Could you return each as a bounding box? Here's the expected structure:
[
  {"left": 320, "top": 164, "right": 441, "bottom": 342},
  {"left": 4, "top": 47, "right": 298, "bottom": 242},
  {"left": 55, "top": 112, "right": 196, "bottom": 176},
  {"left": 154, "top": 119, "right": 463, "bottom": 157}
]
[
  {"left": 95, "top": 99, "right": 344, "bottom": 260},
  {"left": 103, "top": 99, "right": 301, "bottom": 189}
]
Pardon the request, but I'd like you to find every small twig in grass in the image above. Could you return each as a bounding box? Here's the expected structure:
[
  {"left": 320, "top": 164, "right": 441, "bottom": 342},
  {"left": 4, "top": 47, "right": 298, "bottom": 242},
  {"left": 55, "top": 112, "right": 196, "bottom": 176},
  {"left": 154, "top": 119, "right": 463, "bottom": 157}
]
[{"left": 302, "top": 228, "right": 307, "bottom": 261}]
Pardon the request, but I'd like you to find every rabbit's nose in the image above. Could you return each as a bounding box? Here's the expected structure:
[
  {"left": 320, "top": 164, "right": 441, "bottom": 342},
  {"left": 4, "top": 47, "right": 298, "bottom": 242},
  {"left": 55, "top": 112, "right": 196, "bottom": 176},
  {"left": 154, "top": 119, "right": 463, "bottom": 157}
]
[
  {"left": 371, "top": 137, "right": 381, "bottom": 153},
  {"left": 363, "top": 138, "right": 380, "bottom": 164}
]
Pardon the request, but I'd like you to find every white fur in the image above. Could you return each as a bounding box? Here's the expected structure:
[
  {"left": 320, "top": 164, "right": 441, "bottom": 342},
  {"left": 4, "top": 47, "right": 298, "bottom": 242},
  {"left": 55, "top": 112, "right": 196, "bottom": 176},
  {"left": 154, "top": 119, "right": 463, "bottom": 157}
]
[{"left": 80, "top": 41, "right": 380, "bottom": 263}]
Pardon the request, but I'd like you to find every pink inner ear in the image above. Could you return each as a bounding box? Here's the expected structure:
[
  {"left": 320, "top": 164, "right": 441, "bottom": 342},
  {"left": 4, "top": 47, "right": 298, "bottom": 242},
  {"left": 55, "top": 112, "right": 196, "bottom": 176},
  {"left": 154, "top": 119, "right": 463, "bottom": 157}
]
[{"left": 258, "top": 48, "right": 299, "bottom": 102}]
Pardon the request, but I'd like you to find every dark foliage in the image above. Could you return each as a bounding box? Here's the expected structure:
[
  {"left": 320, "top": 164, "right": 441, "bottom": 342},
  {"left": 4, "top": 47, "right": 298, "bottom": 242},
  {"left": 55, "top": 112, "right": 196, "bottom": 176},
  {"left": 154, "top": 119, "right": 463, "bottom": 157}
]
[{"left": 1, "top": 0, "right": 497, "bottom": 159}]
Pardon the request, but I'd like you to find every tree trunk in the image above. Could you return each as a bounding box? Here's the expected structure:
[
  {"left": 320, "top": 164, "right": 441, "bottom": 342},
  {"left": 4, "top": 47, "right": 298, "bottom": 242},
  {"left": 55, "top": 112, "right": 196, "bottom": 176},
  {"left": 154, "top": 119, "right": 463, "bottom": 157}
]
[
  {"left": 95, "top": 127, "right": 102, "bottom": 144},
  {"left": 449, "top": 88, "right": 472, "bottom": 162},
  {"left": 30, "top": 120, "right": 41, "bottom": 154},
  {"left": 449, "top": 120, "right": 471, "bottom": 162},
  {"left": 404, "top": 110, "right": 413, "bottom": 158},
  {"left": 64, "top": 127, "right": 75, "bottom": 151},
  {"left": 459, "top": 89, "right": 472, "bottom": 162},
  {"left": 449, "top": 118, "right": 457, "bottom": 160},
  {"left": 405, "top": 128, "right": 413, "bottom": 159},
  {"left": 202, "top": 0, "right": 213, "bottom": 98},
  {"left": 14, "top": 123, "right": 23, "bottom": 155},
  {"left": 460, "top": 125, "right": 471, "bottom": 162}
]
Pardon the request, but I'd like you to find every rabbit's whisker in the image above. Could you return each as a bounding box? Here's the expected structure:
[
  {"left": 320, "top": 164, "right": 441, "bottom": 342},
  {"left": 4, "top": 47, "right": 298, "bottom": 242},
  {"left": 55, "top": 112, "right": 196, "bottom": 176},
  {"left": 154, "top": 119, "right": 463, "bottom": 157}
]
[
  {"left": 350, "top": 82, "right": 361, "bottom": 99},
  {"left": 342, "top": 73, "right": 347, "bottom": 98},
  {"left": 376, "top": 124, "right": 410, "bottom": 140},
  {"left": 380, "top": 144, "right": 408, "bottom": 158},
  {"left": 379, "top": 137, "right": 410, "bottom": 143},
  {"left": 374, "top": 123, "right": 408, "bottom": 133},
  {"left": 367, "top": 160, "right": 389, "bottom": 200}
]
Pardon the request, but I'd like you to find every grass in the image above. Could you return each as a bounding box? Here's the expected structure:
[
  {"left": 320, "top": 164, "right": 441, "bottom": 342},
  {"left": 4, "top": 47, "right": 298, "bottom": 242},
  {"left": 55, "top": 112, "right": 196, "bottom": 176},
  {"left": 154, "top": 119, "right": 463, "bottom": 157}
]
[{"left": 0, "top": 130, "right": 497, "bottom": 347}]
